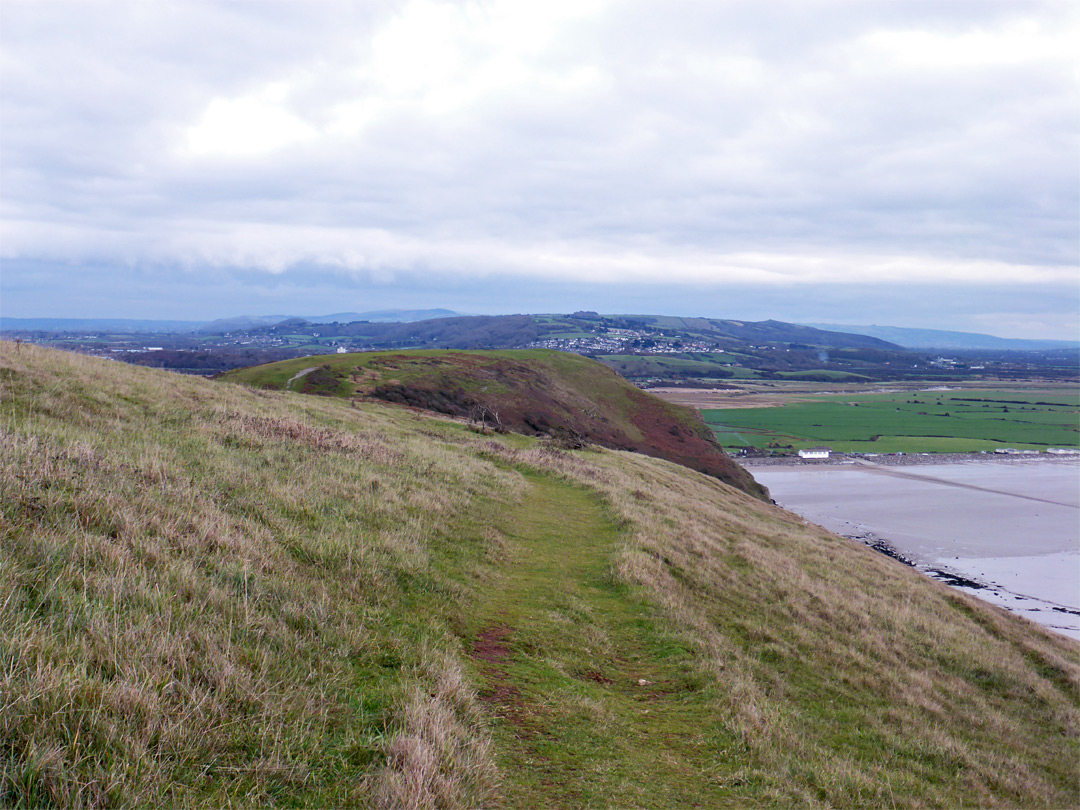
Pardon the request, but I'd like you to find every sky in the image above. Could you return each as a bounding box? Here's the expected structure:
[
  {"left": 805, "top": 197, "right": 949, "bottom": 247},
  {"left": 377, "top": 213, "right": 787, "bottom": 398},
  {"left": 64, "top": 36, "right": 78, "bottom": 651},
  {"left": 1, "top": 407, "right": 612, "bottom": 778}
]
[{"left": 1, "top": 0, "right": 1077, "bottom": 338}]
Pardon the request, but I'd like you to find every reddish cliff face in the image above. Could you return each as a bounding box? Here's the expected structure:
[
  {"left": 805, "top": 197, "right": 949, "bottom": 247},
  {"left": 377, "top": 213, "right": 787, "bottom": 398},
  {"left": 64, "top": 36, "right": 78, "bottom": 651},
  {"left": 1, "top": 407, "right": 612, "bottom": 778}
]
[
  {"left": 337, "top": 350, "right": 766, "bottom": 500},
  {"left": 224, "top": 348, "right": 765, "bottom": 499}
]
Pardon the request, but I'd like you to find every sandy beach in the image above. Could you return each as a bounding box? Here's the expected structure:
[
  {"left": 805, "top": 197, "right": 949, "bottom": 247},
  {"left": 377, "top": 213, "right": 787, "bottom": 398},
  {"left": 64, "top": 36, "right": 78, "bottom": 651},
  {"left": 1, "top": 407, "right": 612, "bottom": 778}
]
[{"left": 752, "top": 458, "right": 1080, "bottom": 639}]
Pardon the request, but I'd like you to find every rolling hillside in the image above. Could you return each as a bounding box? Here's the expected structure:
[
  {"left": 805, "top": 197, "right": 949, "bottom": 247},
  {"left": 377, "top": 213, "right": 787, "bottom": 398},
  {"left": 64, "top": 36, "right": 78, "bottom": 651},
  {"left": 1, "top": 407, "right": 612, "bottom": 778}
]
[
  {"left": 219, "top": 349, "right": 766, "bottom": 499},
  {"left": 802, "top": 322, "right": 1080, "bottom": 351},
  {"left": 2, "top": 343, "right": 1078, "bottom": 809},
  {"left": 245, "top": 313, "right": 901, "bottom": 352}
]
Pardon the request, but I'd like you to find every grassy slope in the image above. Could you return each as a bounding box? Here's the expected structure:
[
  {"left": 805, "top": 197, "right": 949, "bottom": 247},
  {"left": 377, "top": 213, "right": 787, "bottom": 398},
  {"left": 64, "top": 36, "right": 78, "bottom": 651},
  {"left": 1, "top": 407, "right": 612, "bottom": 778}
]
[
  {"left": 2, "top": 344, "right": 1078, "bottom": 809},
  {"left": 705, "top": 389, "right": 1080, "bottom": 453},
  {"left": 220, "top": 349, "right": 766, "bottom": 499}
]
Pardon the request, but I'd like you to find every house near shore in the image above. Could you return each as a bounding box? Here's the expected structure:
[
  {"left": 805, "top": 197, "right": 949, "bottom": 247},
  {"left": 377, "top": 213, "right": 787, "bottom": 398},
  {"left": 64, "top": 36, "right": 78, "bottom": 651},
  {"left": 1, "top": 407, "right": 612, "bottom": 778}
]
[{"left": 798, "top": 447, "right": 832, "bottom": 460}]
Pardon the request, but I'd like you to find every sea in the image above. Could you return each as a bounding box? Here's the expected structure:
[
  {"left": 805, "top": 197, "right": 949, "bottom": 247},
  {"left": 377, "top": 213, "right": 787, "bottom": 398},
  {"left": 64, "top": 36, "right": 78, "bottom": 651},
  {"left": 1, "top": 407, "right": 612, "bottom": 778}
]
[{"left": 752, "top": 459, "right": 1080, "bottom": 640}]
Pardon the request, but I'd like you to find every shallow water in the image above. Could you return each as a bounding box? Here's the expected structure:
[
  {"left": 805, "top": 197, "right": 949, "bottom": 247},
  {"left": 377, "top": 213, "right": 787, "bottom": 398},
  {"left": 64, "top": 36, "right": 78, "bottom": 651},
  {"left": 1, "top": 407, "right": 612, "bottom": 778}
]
[{"left": 753, "top": 460, "right": 1080, "bottom": 640}]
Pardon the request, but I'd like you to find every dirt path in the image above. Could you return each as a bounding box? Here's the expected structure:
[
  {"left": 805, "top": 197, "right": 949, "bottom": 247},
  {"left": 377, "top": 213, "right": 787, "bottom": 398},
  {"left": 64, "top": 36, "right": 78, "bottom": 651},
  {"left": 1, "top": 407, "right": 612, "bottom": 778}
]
[
  {"left": 286, "top": 366, "right": 318, "bottom": 390},
  {"left": 469, "top": 473, "right": 733, "bottom": 808}
]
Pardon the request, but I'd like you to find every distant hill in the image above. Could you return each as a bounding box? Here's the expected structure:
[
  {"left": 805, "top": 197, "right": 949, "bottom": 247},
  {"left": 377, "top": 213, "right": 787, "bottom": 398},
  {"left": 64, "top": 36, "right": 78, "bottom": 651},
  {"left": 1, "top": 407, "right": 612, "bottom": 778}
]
[
  {"left": 2, "top": 310, "right": 462, "bottom": 335},
  {"left": 13, "top": 314, "right": 1071, "bottom": 352},
  {"left": 250, "top": 313, "right": 902, "bottom": 352},
  {"left": 5, "top": 341, "right": 1077, "bottom": 808},
  {"left": 0, "top": 317, "right": 202, "bottom": 333},
  {"left": 302, "top": 308, "right": 459, "bottom": 324},
  {"left": 2, "top": 311, "right": 892, "bottom": 353},
  {"left": 194, "top": 309, "right": 461, "bottom": 333},
  {"left": 620, "top": 315, "right": 901, "bottom": 350},
  {"left": 802, "top": 323, "right": 1080, "bottom": 351},
  {"left": 220, "top": 348, "right": 766, "bottom": 498},
  {"left": 192, "top": 315, "right": 293, "bottom": 332},
  {"left": 11, "top": 312, "right": 954, "bottom": 380}
]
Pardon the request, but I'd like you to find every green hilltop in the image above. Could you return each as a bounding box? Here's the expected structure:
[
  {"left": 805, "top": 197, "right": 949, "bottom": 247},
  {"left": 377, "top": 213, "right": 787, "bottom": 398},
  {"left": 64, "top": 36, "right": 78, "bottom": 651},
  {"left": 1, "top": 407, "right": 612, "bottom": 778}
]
[
  {"left": 219, "top": 348, "right": 765, "bottom": 498},
  {"left": 2, "top": 343, "right": 1078, "bottom": 808}
]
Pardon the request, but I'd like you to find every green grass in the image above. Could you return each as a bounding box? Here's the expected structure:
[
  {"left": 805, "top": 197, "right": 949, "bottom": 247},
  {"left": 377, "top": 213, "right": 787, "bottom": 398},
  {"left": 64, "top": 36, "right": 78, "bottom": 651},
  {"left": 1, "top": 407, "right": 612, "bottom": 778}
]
[
  {"left": 1, "top": 345, "right": 508, "bottom": 808},
  {"left": 221, "top": 348, "right": 551, "bottom": 394},
  {"left": 704, "top": 389, "right": 1080, "bottom": 452},
  {"left": 467, "top": 472, "right": 739, "bottom": 806},
  {"left": 221, "top": 348, "right": 769, "bottom": 499},
  {"left": 3, "top": 344, "right": 1078, "bottom": 808},
  {"left": 775, "top": 369, "right": 874, "bottom": 382},
  {"left": 596, "top": 353, "right": 761, "bottom": 380}
]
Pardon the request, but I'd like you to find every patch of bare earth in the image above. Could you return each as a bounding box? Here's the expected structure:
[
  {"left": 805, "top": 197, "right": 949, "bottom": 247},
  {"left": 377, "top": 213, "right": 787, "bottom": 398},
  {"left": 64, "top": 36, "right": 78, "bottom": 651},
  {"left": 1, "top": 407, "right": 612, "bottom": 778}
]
[{"left": 470, "top": 625, "right": 536, "bottom": 735}]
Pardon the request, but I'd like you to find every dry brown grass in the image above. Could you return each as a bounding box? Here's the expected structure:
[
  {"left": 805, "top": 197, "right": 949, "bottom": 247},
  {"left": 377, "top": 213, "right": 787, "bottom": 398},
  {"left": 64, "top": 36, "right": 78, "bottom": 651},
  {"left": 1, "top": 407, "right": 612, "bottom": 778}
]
[
  {"left": 1, "top": 343, "right": 517, "bottom": 808},
  {"left": 375, "top": 643, "right": 497, "bottom": 810},
  {"left": 2, "top": 343, "right": 1077, "bottom": 808},
  {"left": 484, "top": 442, "right": 1080, "bottom": 807}
]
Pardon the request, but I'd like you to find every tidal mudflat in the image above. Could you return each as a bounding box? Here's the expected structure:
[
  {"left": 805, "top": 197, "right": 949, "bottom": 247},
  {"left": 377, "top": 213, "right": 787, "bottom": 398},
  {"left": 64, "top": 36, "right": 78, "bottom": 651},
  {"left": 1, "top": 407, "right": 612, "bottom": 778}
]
[{"left": 753, "top": 459, "right": 1080, "bottom": 639}]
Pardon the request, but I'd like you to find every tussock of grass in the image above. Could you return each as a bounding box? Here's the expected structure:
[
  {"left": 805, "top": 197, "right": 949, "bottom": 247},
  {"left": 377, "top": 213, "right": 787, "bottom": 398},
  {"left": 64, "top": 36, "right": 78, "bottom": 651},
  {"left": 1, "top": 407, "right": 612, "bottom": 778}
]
[
  {"left": 2, "top": 343, "right": 1078, "bottom": 808},
  {"left": 376, "top": 643, "right": 497, "bottom": 810}
]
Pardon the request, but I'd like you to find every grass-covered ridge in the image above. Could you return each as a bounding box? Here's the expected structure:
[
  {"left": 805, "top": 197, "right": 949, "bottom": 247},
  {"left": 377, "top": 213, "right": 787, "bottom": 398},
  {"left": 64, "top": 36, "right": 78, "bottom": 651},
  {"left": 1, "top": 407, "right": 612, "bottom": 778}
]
[
  {"left": 2, "top": 343, "right": 1078, "bottom": 808},
  {"left": 220, "top": 348, "right": 766, "bottom": 498}
]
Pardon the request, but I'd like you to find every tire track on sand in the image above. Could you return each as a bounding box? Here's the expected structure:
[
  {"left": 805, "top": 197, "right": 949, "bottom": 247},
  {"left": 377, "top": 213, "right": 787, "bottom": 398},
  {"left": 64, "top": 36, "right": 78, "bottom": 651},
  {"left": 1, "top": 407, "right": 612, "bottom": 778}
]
[{"left": 854, "top": 459, "right": 1077, "bottom": 508}]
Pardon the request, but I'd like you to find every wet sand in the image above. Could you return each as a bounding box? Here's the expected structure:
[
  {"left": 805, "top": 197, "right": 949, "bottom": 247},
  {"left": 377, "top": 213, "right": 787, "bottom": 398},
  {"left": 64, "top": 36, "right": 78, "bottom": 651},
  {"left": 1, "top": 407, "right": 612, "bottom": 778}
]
[{"left": 753, "top": 460, "right": 1080, "bottom": 640}]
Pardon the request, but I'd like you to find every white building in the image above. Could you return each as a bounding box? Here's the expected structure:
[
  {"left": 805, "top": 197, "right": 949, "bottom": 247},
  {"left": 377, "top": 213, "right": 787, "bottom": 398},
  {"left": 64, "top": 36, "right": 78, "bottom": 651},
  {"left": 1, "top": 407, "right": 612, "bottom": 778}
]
[{"left": 798, "top": 447, "right": 832, "bottom": 459}]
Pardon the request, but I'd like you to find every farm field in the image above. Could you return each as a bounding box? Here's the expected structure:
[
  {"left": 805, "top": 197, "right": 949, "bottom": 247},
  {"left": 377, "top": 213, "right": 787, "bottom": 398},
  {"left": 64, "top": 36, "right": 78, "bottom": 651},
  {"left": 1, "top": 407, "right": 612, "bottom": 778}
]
[{"left": 703, "top": 389, "right": 1080, "bottom": 454}]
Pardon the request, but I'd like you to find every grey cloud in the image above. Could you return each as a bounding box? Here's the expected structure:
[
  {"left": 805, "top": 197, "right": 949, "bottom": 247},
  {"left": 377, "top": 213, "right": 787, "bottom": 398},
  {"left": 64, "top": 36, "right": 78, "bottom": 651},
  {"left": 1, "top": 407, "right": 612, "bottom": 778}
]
[
  {"left": 4, "top": 256, "right": 1075, "bottom": 340},
  {"left": 1, "top": 0, "right": 1076, "bottom": 333}
]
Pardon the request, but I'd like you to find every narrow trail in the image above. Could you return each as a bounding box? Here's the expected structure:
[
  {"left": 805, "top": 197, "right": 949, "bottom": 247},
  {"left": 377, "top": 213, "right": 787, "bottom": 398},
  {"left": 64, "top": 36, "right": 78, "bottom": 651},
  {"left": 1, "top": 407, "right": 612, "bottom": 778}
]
[
  {"left": 469, "top": 473, "right": 733, "bottom": 808},
  {"left": 285, "top": 366, "right": 318, "bottom": 390}
]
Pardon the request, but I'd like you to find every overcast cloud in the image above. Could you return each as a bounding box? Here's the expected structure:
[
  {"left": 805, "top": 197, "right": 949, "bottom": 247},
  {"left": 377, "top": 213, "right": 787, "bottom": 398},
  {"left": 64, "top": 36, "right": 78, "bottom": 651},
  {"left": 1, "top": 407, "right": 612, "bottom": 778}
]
[{"left": 1, "top": 0, "right": 1077, "bottom": 336}]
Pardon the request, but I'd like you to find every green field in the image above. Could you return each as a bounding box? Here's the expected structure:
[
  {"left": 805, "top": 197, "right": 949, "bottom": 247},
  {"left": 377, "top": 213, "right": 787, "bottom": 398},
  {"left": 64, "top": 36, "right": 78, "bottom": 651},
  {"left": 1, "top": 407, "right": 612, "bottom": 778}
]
[
  {"left": 775, "top": 369, "right": 873, "bottom": 382},
  {"left": 704, "top": 389, "right": 1080, "bottom": 453}
]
